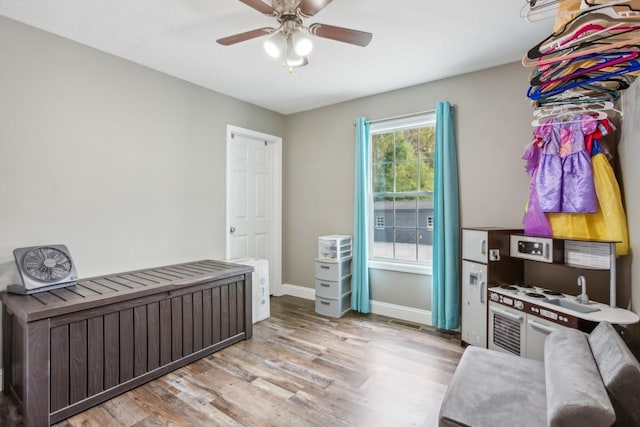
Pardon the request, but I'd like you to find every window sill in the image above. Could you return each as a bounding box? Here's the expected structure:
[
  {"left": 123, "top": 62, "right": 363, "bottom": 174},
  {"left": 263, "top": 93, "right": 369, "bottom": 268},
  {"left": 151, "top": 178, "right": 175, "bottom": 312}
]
[{"left": 368, "top": 260, "right": 432, "bottom": 276}]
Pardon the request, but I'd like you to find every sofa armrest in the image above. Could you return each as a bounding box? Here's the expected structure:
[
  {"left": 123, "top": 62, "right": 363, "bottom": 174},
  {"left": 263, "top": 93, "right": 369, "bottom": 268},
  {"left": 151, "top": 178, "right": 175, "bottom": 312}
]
[
  {"left": 589, "top": 321, "right": 640, "bottom": 427},
  {"left": 545, "top": 328, "right": 615, "bottom": 427}
]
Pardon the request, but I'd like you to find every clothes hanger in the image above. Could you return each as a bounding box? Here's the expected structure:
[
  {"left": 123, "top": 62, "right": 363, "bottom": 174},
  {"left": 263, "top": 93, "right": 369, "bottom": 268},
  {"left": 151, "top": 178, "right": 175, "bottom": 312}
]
[
  {"left": 533, "top": 56, "right": 640, "bottom": 89},
  {"left": 537, "top": 58, "right": 640, "bottom": 89},
  {"left": 531, "top": 110, "right": 608, "bottom": 127},
  {"left": 534, "top": 83, "right": 621, "bottom": 105},
  {"left": 527, "top": 59, "right": 640, "bottom": 99},
  {"left": 523, "top": 0, "right": 635, "bottom": 23},
  {"left": 526, "top": 10, "right": 640, "bottom": 61},
  {"left": 537, "top": 4, "right": 640, "bottom": 52},
  {"left": 531, "top": 71, "right": 633, "bottom": 99},
  {"left": 540, "top": 20, "right": 640, "bottom": 53},
  {"left": 530, "top": 49, "right": 639, "bottom": 86},
  {"left": 533, "top": 101, "right": 615, "bottom": 117},
  {"left": 522, "top": 32, "right": 640, "bottom": 66}
]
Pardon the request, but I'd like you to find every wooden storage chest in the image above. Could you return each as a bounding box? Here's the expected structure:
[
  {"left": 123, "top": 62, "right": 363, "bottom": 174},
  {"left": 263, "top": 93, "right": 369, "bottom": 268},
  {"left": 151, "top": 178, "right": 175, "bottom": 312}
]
[{"left": 1, "top": 259, "right": 253, "bottom": 427}]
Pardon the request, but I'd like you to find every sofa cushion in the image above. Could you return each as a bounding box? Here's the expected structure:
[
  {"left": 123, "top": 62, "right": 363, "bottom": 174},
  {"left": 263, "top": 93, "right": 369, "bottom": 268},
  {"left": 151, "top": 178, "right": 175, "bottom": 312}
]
[
  {"left": 544, "top": 328, "right": 615, "bottom": 427},
  {"left": 589, "top": 321, "right": 640, "bottom": 427},
  {"left": 438, "top": 346, "right": 546, "bottom": 427}
]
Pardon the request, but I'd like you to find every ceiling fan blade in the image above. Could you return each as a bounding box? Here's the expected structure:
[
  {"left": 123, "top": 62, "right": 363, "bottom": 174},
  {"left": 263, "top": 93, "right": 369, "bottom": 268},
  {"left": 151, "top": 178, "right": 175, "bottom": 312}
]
[
  {"left": 308, "top": 23, "right": 372, "bottom": 47},
  {"left": 238, "top": 0, "right": 277, "bottom": 16},
  {"left": 216, "top": 27, "right": 273, "bottom": 46},
  {"left": 298, "top": 0, "right": 334, "bottom": 17}
]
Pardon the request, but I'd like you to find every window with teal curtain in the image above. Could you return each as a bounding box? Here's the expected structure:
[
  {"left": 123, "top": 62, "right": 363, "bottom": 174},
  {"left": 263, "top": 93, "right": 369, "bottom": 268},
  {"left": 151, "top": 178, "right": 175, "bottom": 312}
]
[
  {"left": 431, "top": 101, "right": 460, "bottom": 330},
  {"left": 352, "top": 117, "right": 370, "bottom": 313}
]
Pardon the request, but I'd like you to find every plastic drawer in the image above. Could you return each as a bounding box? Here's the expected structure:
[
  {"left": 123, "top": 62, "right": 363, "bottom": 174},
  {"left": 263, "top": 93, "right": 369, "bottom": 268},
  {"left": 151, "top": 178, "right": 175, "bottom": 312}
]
[
  {"left": 315, "top": 257, "right": 352, "bottom": 281},
  {"left": 319, "top": 235, "right": 353, "bottom": 260},
  {"left": 315, "top": 292, "right": 352, "bottom": 318},
  {"left": 315, "top": 275, "right": 352, "bottom": 299}
]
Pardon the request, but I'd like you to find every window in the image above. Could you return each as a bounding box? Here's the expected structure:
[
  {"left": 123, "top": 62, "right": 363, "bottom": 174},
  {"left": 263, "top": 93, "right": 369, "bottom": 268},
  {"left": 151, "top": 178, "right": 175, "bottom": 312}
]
[{"left": 369, "top": 113, "right": 435, "bottom": 272}]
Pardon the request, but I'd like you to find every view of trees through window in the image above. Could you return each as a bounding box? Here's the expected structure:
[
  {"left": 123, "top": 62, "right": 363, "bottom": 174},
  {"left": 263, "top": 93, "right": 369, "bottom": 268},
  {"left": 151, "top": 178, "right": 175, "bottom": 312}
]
[{"left": 371, "top": 124, "right": 435, "bottom": 264}]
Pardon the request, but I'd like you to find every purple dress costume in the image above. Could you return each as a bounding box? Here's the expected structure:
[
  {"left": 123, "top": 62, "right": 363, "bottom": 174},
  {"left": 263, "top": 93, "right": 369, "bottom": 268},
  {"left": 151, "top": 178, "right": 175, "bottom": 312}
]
[{"left": 533, "top": 115, "right": 598, "bottom": 213}]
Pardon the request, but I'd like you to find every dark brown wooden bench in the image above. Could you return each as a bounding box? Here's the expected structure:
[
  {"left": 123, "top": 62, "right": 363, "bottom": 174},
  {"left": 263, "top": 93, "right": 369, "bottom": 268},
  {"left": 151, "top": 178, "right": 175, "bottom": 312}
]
[{"left": 1, "top": 259, "right": 253, "bottom": 427}]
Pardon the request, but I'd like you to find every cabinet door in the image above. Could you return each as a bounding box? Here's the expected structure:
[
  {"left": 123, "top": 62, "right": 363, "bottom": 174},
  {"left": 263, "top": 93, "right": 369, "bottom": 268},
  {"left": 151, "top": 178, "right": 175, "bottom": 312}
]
[
  {"left": 461, "top": 260, "right": 487, "bottom": 347},
  {"left": 525, "top": 316, "right": 568, "bottom": 361},
  {"left": 462, "top": 229, "right": 488, "bottom": 263}
]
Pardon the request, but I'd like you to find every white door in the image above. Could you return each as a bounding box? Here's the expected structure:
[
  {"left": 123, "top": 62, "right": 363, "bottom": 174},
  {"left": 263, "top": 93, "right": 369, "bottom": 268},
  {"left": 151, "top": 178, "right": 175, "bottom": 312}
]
[
  {"left": 228, "top": 134, "right": 270, "bottom": 259},
  {"left": 226, "top": 125, "right": 282, "bottom": 295}
]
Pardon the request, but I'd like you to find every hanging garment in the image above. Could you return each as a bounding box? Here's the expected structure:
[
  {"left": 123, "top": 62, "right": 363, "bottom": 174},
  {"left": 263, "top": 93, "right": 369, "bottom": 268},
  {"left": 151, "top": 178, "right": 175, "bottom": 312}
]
[
  {"left": 534, "top": 115, "right": 598, "bottom": 213},
  {"left": 522, "top": 143, "right": 553, "bottom": 236},
  {"left": 547, "top": 147, "right": 629, "bottom": 255}
]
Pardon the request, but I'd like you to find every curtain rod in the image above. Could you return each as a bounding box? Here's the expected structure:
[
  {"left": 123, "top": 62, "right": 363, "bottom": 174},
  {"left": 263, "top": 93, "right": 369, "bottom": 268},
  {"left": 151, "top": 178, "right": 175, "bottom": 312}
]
[{"left": 355, "top": 104, "right": 456, "bottom": 126}]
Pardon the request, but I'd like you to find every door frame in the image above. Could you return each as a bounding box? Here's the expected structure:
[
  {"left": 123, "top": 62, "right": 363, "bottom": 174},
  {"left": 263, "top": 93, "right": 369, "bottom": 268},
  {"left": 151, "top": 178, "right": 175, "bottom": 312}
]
[{"left": 225, "top": 124, "right": 283, "bottom": 296}]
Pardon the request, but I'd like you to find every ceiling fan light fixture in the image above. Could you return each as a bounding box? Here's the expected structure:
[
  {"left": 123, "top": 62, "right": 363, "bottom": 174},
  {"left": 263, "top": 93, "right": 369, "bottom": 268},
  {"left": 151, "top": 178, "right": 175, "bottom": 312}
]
[
  {"left": 264, "top": 31, "right": 286, "bottom": 58},
  {"left": 285, "top": 36, "right": 305, "bottom": 67},
  {"left": 292, "top": 30, "right": 313, "bottom": 56}
]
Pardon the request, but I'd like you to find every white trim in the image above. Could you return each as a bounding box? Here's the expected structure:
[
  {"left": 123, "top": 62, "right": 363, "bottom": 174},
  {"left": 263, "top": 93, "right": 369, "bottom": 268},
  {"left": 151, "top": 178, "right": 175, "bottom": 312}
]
[
  {"left": 281, "top": 283, "right": 316, "bottom": 300},
  {"left": 369, "top": 260, "right": 432, "bottom": 276},
  {"left": 369, "top": 111, "right": 436, "bottom": 133},
  {"left": 370, "top": 300, "right": 432, "bottom": 326},
  {"left": 280, "top": 284, "right": 432, "bottom": 326},
  {"left": 0, "top": 368, "right": 3, "bottom": 392},
  {"left": 226, "top": 125, "right": 283, "bottom": 297}
]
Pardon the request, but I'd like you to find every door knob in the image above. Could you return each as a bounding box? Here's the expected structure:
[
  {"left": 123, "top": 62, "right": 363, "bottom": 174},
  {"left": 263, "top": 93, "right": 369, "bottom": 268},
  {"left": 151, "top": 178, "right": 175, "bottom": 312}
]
[{"left": 230, "top": 226, "right": 236, "bottom": 233}]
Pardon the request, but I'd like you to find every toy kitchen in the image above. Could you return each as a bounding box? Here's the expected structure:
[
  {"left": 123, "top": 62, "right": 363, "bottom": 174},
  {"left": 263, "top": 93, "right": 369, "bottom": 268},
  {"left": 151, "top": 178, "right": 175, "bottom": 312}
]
[{"left": 461, "top": 227, "right": 639, "bottom": 362}]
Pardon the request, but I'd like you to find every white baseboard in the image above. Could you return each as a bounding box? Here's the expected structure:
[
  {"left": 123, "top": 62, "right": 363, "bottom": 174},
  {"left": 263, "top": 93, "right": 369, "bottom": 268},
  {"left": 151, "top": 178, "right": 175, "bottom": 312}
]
[
  {"left": 281, "top": 283, "right": 432, "bottom": 326},
  {"left": 370, "top": 300, "right": 432, "bottom": 326},
  {"left": 281, "top": 283, "right": 315, "bottom": 300}
]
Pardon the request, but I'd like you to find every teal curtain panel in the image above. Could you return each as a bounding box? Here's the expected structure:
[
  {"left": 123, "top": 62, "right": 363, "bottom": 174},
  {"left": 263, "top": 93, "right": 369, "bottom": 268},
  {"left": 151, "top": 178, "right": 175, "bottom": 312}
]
[{"left": 432, "top": 102, "right": 460, "bottom": 330}]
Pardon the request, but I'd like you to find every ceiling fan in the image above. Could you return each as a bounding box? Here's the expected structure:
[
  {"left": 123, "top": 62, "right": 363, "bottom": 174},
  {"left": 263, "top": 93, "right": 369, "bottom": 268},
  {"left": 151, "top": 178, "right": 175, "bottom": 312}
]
[{"left": 217, "top": 0, "right": 373, "bottom": 70}]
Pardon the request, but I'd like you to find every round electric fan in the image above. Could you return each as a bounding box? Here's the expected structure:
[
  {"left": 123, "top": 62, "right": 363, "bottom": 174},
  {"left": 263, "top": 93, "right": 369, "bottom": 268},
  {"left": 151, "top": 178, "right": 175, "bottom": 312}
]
[{"left": 10, "top": 244, "right": 79, "bottom": 295}]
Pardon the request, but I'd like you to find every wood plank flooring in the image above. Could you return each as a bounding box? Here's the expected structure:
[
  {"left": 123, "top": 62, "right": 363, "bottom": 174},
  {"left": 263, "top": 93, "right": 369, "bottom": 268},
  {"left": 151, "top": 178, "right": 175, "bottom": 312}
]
[{"left": 0, "top": 295, "right": 463, "bottom": 427}]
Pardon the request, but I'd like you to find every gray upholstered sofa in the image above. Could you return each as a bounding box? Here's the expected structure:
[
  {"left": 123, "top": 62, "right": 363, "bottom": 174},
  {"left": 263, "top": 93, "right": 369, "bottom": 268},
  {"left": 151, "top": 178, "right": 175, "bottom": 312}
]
[{"left": 438, "top": 322, "right": 640, "bottom": 427}]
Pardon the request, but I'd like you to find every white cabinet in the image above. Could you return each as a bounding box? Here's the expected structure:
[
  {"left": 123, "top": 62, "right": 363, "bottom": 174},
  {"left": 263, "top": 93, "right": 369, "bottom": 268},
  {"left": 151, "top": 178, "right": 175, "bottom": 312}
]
[
  {"left": 461, "top": 260, "right": 487, "bottom": 346},
  {"left": 488, "top": 302, "right": 569, "bottom": 362},
  {"left": 461, "top": 227, "right": 523, "bottom": 348},
  {"left": 462, "top": 229, "right": 490, "bottom": 263}
]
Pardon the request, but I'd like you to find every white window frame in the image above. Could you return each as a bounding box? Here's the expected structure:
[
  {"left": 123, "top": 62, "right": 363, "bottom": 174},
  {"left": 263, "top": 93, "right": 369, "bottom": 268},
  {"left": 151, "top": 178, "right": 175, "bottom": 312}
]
[{"left": 368, "top": 112, "right": 436, "bottom": 276}]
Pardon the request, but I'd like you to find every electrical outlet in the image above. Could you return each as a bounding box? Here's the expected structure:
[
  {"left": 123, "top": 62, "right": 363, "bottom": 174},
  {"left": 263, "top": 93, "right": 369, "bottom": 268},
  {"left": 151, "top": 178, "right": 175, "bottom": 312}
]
[{"left": 489, "top": 249, "right": 500, "bottom": 261}]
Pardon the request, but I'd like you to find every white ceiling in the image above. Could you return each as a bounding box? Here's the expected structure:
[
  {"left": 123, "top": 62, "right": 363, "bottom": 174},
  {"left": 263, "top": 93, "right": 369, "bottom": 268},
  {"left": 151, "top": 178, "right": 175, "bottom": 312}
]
[{"left": 0, "top": 0, "right": 554, "bottom": 115}]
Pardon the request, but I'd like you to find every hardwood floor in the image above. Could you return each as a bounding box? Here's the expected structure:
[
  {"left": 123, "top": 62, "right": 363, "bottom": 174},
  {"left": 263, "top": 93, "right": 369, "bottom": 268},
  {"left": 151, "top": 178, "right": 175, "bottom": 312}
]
[{"left": 0, "top": 296, "right": 463, "bottom": 427}]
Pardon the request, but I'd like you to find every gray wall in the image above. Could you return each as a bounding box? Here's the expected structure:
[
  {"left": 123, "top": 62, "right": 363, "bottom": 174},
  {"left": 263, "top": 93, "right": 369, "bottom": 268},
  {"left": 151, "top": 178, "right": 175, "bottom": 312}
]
[
  {"left": 0, "top": 16, "right": 284, "bottom": 281},
  {"left": 283, "top": 62, "right": 533, "bottom": 310},
  {"left": 0, "top": 16, "right": 284, "bottom": 363}
]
